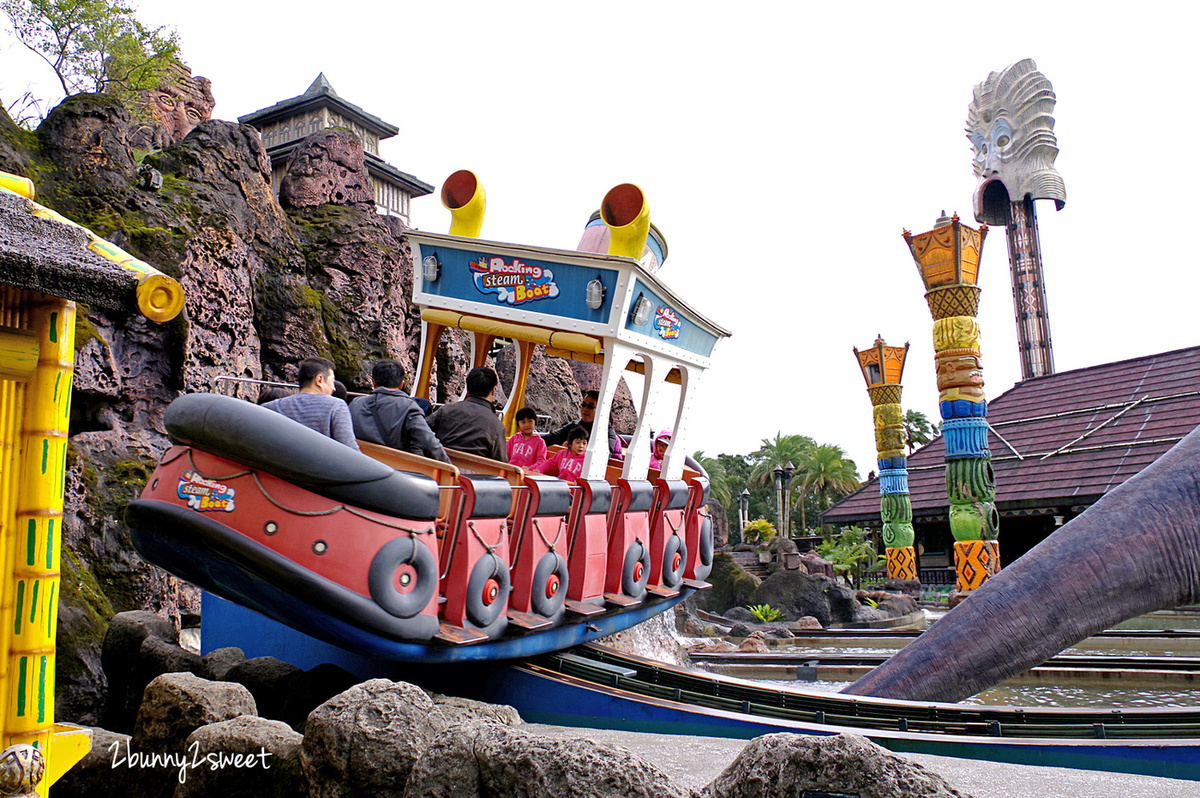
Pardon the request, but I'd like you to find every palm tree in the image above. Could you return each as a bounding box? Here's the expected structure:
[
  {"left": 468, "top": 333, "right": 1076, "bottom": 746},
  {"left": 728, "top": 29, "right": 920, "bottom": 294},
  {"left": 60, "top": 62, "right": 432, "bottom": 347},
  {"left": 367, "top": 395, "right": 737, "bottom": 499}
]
[
  {"left": 904, "top": 409, "right": 938, "bottom": 454},
  {"left": 748, "top": 432, "right": 814, "bottom": 488},
  {"left": 692, "top": 451, "right": 732, "bottom": 508},
  {"left": 794, "top": 443, "right": 861, "bottom": 531}
]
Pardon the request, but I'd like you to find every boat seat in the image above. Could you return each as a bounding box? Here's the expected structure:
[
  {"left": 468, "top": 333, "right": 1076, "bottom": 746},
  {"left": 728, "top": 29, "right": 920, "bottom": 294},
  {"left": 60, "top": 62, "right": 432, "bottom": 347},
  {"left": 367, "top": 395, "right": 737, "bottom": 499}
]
[
  {"left": 164, "top": 393, "right": 441, "bottom": 520},
  {"left": 463, "top": 475, "right": 514, "bottom": 518},
  {"left": 656, "top": 479, "right": 690, "bottom": 511},
  {"left": 623, "top": 480, "right": 655, "bottom": 514}
]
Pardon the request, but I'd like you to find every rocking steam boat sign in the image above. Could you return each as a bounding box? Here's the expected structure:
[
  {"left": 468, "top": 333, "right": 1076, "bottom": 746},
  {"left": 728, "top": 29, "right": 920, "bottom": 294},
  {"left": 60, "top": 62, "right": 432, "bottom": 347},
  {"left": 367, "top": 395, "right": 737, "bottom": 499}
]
[{"left": 127, "top": 172, "right": 730, "bottom": 662}]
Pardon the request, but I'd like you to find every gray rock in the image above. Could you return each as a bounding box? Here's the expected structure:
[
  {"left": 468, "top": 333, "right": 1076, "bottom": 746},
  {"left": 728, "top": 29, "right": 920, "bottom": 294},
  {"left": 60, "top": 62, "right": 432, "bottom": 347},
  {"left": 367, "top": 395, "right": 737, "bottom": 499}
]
[
  {"left": 199, "top": 647, "right": 246, "bottom": 682},
  {"left": 701, "top": 733, "right": 974, "bottom": 798},
  {"left": 102, "top": 611, "right": 193, "bottom": 733},
  {"left": 176, "top": 715, "right": 304, "bottom": 798},
  {"left": 403, "top": 718, "right": 693, "bottom": 798},
  {"left": 723, "top": 606, "right": 756, "bottom": 623},
  {"left": 133, "top": 672, "right": 257, "bottom": 754},
  {"left": 301, "top": 679, "right": 447, "bottom": 797},
  {"left": 278, "top": 663, "right": 361, "bottom": 733},
  {"left": 430, "top": 693, "right": 522, "bottom": 727},
  {"left": 223, "top": 657, "right": 302, "bottom": 722}
]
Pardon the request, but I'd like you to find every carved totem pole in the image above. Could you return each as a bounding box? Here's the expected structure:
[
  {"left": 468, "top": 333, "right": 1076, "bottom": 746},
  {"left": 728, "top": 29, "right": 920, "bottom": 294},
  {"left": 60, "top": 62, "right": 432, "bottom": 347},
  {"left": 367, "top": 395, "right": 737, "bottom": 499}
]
[
  {"left": 967, "top": 58, "right": 1065, "bottom": 381},
  {"left": 905, "top": 215, "right": 999, "bottom": 597},
  {"left": 853, "top": 337, "right": 916, "bottom": 583}
]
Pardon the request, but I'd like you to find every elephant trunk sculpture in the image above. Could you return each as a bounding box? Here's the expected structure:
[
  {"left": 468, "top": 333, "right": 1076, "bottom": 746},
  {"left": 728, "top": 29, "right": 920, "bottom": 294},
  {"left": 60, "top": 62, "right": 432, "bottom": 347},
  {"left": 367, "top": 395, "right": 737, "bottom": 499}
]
[{"left": 843, "top": 425, "right": 1200, "bottom": 703}]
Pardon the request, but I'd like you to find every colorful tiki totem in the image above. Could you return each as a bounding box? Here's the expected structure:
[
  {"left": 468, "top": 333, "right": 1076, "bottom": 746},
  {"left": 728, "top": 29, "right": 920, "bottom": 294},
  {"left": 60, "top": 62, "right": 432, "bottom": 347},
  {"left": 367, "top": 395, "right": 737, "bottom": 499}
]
[
  {"left": 904, "top": 214, "right": 999, "bottom": 596},
  {"left": 967, "top": 59, "right": 1065, "bottom": 381},
  {"left": 853, "top": 337, "right": 916, "bottom": 582}
]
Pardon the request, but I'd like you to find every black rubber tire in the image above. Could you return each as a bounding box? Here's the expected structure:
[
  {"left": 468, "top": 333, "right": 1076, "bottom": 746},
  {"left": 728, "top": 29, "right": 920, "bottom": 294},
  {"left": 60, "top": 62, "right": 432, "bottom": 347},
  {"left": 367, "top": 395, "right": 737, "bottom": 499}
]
[
  {"left": 662, "top": 534, "right": 687, "bottom": 588},
  {"left": 466, "top": 552, "right": 511, "bottom": 628},
  {"left": 367, "top": 537, "right": 438, "bottom": 619},
  {"left": 530, "top": 551, "right": 569, "bottom": 617},
  {"left": 622, "top": 541, "right": 650, "bottom": 598},
  {"left": 699, "top": 516, "right": 714, "bottom": 566}
]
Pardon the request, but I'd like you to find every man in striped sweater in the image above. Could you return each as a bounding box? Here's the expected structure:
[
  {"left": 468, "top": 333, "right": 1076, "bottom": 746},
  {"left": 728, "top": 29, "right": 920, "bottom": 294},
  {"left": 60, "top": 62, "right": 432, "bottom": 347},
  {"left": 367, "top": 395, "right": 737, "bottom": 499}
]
[{"left": 263, "top": 356, "right": 360, "bottom": 451}]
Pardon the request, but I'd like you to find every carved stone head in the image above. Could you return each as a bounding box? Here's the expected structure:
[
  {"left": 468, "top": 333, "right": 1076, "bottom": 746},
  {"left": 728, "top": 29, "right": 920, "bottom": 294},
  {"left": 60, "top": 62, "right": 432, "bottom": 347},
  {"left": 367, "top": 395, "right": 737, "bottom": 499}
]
[
  {"left": 966, "top": 59, "right": 1066, "bottom": 224},
  {"left": 129, "top": 63, "right": 215, "bottom": 151}
]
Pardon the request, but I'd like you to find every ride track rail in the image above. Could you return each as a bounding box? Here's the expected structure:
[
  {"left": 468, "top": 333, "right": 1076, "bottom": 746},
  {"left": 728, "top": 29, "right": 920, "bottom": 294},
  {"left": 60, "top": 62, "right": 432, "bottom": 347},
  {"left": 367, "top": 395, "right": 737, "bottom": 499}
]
[{"left": 688, "top": 651, "right": 1200, "bottom": 672}]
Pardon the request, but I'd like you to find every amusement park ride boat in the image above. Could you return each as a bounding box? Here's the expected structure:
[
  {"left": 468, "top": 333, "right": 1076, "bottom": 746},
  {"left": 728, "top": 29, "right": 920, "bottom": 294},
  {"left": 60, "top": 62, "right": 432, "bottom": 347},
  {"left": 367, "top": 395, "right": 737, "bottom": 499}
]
[{"left": 126, "top": 173, "right": 730, "bottom": 662}]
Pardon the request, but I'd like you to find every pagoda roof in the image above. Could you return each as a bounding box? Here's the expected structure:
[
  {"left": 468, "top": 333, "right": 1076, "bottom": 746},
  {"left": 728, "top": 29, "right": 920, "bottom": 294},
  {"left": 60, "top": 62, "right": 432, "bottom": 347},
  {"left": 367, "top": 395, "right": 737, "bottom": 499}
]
[
  {"left": 822, "top": 345, "right": 1200, "bottom": 525},
  {"left": 239, "top": 73, "right": 399, "bottom": 138}
]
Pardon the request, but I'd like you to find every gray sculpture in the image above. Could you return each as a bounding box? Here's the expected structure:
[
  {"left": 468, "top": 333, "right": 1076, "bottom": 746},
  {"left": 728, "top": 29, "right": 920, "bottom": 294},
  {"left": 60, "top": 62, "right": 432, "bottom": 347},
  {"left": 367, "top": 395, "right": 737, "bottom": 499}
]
[{"left": 967, "top": 58, "right": 1065, "bottom": 222}]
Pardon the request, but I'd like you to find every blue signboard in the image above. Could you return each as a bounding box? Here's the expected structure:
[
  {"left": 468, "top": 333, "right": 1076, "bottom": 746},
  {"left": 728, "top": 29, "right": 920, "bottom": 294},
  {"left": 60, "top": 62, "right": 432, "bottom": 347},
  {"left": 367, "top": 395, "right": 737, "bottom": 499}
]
[
  {"left": 624, "top": 279, "right": 718, "bottom": 357},
  {"left": 421, "top": 244, "right": 619, "bottom": 324}
]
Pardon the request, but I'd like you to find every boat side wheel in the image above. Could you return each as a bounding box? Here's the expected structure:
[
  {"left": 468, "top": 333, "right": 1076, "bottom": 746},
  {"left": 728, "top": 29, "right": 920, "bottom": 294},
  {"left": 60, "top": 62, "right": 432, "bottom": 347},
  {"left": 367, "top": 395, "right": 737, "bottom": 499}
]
[
  {"left": 662, "top": 534, "right": 687, "bottom": 588},
  {"left": 531, "top": 551, "right": 569, "bottom": 617},
  {"left": 466, "top": 552, "right": 512, "bottom": 628},
  {"left": 367, "top": 537, "right": 438, "bottom": 619},
  {"left": 622, "top": 541, "right": 650, "bottom": 598},
  {"left": 699, "top": 515, "right": 714, "bottom": 566}
]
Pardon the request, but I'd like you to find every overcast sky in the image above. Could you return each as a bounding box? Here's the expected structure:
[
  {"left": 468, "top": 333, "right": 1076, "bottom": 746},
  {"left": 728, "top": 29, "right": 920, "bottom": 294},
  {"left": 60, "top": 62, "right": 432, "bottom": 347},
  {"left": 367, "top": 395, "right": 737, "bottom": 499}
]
[{"left": 3, "top": 2, "right": 1198, "bottom": 477}]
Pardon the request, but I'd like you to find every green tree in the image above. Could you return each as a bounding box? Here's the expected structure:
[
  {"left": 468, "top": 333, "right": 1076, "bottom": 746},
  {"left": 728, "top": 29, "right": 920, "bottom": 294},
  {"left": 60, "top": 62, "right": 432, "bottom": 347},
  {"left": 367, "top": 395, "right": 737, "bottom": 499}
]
[
  {"left": 692, "top": 451, "right": 732, "bottom": 508},
  {"left": 3, "top": 0, "right": 179, "bottom": 101},
  {"left": 904, "top": 409, "right": 938, "bottom": 454},
  {"left": 817, "top": 526, "right": 882, "bottom": 588},
  {"left": 795, "top": 443, "right": 861, "bottom": 531}
]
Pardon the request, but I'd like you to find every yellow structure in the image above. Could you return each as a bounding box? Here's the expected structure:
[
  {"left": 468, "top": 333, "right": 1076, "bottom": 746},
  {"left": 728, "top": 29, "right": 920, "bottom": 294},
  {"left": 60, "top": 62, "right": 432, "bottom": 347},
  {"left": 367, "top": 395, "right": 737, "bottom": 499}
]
[
  {"left": 853, "top": 337, "right": 916, "bottom": 581},
  {"left": 0, "top": 170, "right": 186, "bottom": 793}
]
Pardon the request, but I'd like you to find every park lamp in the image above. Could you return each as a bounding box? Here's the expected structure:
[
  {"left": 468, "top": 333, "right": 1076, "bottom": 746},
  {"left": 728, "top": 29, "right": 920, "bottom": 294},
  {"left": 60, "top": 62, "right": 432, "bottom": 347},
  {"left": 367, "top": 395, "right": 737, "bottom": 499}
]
[
  {"left": 783, "top": 461, "right": 795, "bottom": 486},
  {"left": 903, "top": 213, "right": 989, "bottom": 321},
  {"left": 853, "top": 336, "right": 910, "bottom": 388},
  {"left": 773, "top": 466, "right": 784, "bottom": 492}
]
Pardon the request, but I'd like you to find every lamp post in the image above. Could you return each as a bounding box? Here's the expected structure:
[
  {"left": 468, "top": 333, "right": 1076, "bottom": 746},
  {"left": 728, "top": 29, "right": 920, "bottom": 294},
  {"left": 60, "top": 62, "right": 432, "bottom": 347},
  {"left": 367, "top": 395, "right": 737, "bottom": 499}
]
[
  {"left": 904, "top": 213, "right": 999, "bottom": 601},
  {"left": 773, "top": 466, "right": 784, "bottom": 536},
  {"left": 782, "top": 461, "right": 795, "bottom": 538},
  {"left": 738, "top": 489, "right": 750, "bottom": 540},
  {"left": 853, "top": 336, "right": 917, "bottom": 584}
]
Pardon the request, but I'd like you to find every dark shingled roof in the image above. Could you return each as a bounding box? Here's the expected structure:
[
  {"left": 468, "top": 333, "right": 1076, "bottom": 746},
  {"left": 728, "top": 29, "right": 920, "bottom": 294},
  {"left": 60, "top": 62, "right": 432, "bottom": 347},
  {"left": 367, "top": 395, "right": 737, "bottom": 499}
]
[
  {"left": 822, "top": 345, "right": 1200, "bottom": 525},
  {"left": 0, "top": 189, "right": 147, "bottom": 311},
  {"left": 238, "top": 73, "right": 399, "bottom": 138}
]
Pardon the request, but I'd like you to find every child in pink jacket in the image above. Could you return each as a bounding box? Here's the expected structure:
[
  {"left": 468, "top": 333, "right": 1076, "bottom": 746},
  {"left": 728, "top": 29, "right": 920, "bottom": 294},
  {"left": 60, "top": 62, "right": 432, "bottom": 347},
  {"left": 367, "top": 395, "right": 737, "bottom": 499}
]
[
  {"left": 534, "top": 426, "right": 587, "bottom": 482},
  {"left": 507, "top": 407, "right": 546, "bottom": 468}
]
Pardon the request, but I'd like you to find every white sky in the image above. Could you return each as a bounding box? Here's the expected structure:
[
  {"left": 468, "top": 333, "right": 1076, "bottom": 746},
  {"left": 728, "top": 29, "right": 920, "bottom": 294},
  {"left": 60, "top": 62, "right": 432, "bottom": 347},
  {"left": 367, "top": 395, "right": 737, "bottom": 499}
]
[{"left": 3, "top": 2, "right": 1198, "bottom": 476}]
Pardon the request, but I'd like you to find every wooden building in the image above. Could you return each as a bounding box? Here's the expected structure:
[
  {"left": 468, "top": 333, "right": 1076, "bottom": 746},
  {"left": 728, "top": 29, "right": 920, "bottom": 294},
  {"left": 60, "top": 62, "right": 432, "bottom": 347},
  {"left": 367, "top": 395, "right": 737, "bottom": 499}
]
[
  {"left": 822, "top": 345, "right": 1200, "bottom": 584},
  {"left": 239, "top": 74, "right": 433, "bottom": 224}
]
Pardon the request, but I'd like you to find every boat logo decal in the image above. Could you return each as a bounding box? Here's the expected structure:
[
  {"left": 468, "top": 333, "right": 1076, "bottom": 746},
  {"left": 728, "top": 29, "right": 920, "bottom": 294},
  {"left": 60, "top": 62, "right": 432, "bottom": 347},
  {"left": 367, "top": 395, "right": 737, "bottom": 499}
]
[
  {"left": 177, "top": 470, "right": 236, "bottom": 512},
  {"left": 470, "top": 255, "right": 559, "bottom": 305},
  {"left": 654, "top": 305, "right": 681, "bottom": 339}
]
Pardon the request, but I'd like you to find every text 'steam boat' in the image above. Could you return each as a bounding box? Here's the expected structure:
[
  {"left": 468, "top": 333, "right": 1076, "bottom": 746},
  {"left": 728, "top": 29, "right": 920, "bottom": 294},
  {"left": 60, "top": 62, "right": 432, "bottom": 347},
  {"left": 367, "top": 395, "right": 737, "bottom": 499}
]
[{"left": 127, "top": 174, "right": 730, "bottom": 662}]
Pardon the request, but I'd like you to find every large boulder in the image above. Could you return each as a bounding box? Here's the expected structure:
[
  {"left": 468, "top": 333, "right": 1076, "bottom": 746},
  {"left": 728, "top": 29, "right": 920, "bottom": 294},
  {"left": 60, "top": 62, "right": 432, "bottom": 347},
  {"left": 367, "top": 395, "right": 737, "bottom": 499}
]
[
  {"left": 102, "top": 611, "right": 201, "bottom": 732},
  {"left": 176, "top": 715, "right": 305, "bottom": 798},
  {"left": 702, "top": 733, "right": 974, "bottom": 798},
  {"left": 696, "top": 553, "right": 761, "bottom": 615},
  {"left": 279, "top": 129, "right": 374, "bottom": 210},
  {"left": 199, "top": 647, "right": 246, "bottom": 682},
  {"left": 223, "top": 657, "right": 303, "bottom": 722},
  {"left": 277, "top": 662, "right": 361, "bottom": 733},
  {"left": 752, "top": 571, "right": 869, "bottom": 627},
  {"left": 132, "top": 672, "right": 257, "bottom": 754},
  {"left": 403, "top": 718, "right": 693, "bottom": 798},
  {"left": 301, "top": 679, "right": 448, "bottom": 797}
]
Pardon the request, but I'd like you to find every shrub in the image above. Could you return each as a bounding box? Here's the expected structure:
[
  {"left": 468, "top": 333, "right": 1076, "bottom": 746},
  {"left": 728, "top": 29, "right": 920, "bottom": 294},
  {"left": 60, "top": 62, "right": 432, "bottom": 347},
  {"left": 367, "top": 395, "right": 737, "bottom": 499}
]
[
  {"left": 742, "top": 519, "right": 777, "bottom": 546},
  {"left": 748, "top": 604, "right": 784, "bottom": 623}
]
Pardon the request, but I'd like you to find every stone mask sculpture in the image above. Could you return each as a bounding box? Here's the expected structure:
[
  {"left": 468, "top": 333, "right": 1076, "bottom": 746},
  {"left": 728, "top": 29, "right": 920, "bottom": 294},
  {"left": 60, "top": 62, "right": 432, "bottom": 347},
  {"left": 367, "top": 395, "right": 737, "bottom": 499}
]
[
  {"left": 128, "top": 63, "right": 215, "bottom": 151},
  {"left": 966, "top": 58, "right": 1066, "bottom": 224}
]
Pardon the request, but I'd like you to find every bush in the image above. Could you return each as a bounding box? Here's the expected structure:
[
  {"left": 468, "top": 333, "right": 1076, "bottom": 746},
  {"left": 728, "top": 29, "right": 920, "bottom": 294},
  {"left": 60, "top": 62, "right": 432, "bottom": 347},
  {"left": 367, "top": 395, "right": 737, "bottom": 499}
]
[
  {"left": 742, "top": 519, "right": 777, "bottom": 546},
  {"left": 748, "top": 604, "right": 784, "bottom": 623}
]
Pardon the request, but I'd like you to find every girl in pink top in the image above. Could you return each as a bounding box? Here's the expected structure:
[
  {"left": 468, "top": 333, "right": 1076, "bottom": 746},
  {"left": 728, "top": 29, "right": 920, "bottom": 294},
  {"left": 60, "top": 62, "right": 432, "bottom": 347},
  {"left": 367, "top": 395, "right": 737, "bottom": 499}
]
[
  {"left": 648, "top": 429, "right": 672, "bottom": 470},
  {"left": 507, "top": 407, "right": 547, "bottom": 468},
  {"left": 534, "top": 426, "right": 587, "bottom": 482}
]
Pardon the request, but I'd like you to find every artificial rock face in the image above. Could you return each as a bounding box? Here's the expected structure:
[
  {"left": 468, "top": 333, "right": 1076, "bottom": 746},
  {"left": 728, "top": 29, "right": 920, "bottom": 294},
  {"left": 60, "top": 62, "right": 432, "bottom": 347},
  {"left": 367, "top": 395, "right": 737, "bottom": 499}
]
[
  {"left": 966, "top": 58, "right": 1066, "bottom": 224},
  {"left": 129, "top": 63, "right": 215, "bottom": 150}
]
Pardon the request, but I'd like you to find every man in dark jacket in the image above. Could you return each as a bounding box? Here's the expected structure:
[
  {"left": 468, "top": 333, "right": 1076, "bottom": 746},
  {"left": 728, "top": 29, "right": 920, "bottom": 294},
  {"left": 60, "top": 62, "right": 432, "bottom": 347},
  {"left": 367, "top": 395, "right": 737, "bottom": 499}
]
[
  {"left": 543, "top": 390, "right": 619, "bottom": 456},
  {"left": 350, "top": 360, "right": 450, "bottom": 463},
  {"left": 428, "top": 367, "right": 507, "bottom": 462}
]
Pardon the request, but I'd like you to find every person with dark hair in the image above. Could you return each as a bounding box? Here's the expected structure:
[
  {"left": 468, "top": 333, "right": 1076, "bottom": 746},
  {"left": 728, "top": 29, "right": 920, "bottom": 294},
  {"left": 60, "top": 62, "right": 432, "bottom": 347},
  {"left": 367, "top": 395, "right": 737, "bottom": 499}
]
[
  {"left": 543, "top": 389, "right": 619, "bottom": 456},
  {"left": 256, "top": 386, "right": 290, "bottom": 405},
  {"left": 532, "top": 426, "right": 588, "bottom": 482},
  {"left": 507, "top": 407, "right": 546, "bottom": 468},
  {"left": 427, "top": 367, "right": 506, "bottom": 461},
  {"left": 263, "top": 357, "right": 359, "bottom": 450},
  {"left": 349, "top": 359, "right": 450, "bottom": 463},
  {"left": 332, "top": 380, "right": 349, "bottom": 403}
]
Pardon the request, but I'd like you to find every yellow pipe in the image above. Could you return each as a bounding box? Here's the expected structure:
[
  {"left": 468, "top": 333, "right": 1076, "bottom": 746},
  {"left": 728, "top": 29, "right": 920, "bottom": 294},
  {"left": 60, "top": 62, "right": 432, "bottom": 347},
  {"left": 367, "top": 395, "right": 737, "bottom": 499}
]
[
  {"left": 0, "top": 329, "right": 40, "bottom": 382},
  {"left": 441, "top": 170, "right": 486, "bottom": 238},
  {"left": 0, "top": 173, "right": 34, "bottom": 200},
  {"left": 414, "top": 322, "right": 445, "bottom": 401},
  {"left": 502, "top": 340, "right": 536, "bottom": 435},
  {"left": 7, "top": 298, "right": 81, "bottom": 793},
  {"left": 601, "top": 183, "right": 650, "bottom": 259}
]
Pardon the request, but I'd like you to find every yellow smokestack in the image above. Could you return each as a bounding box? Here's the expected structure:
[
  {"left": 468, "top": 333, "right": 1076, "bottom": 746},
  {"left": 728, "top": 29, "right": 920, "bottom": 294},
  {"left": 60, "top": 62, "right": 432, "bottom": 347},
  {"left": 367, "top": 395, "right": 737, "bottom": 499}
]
[
  {"left": 441, "top": 170, "right": 486, "bottom": 238},
  {"left": 601, "top": 183, "right": 650, "bottom": 259}
]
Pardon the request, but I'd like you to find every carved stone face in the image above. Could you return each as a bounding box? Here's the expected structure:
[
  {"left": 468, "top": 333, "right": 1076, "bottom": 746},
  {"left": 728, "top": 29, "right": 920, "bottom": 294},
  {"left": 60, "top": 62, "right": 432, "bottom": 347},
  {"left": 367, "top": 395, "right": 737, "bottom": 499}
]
[
  {"left": 130, "top": 64, "right": 215, "bottom": 150},
  {"left": 966, "top": 59, "right": 1066, "bottom": 224}
]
